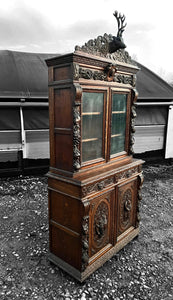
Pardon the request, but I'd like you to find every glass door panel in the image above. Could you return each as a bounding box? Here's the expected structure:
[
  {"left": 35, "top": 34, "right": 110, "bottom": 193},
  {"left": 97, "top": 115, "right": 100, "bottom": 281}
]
[
  {"left": 82, "top": 92, "right": 104, "bottom": 162},
  {"left": 110, "top": 94, "right": 127, "bottom": 155}
]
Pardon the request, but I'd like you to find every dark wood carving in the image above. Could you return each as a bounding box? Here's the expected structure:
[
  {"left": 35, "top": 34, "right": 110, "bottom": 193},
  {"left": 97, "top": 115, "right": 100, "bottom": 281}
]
[
  {"left": 130, "top": 89, "right": 138, "bottom": 154},
  {"left": 109, "top": 11, "right": 127, "bottom": 53},
  {"left": 73, "top": 84, "right": 82, "bottom": 170},
  {"left": 75, "top": 11, "right": 134, "bottom": 64},
  {"left": 75, "top": 33, "right": 135, "bottom": 65},
  {"left": 81, "top": 201, "right": 90, "bottom": 271},
  {"left": 73, "top": 63, "right": 80, "bottom": 80},
  {"left": 73, "top": 63, "right": 134, "bottom": 85},
  {"left": 136, "top": 173, "right": 144, "bottom": 226},
  {"left": 93, "top": 201, "right": 109, "bottom": 246},
  {"left": 91, "top": 198, "right": 110, "bottom": 256},
  {"left": 119, "top": 188, "right": 132, "bottom": 231},
  {"left": 82, "top": 177, "right": 114, "bottom": 197},
  {"left": 115, "top": 167, "right": 138, "bottom": 182}
]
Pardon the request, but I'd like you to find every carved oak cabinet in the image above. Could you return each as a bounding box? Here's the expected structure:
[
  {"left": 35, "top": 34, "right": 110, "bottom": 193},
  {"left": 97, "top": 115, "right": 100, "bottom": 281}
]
[{"left": 46, "top": 45, "right": 144, "bottom": 282}]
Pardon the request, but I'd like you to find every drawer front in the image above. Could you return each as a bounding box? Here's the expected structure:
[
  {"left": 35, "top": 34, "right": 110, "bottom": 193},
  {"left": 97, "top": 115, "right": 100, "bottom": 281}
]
[{"left": 117, "top": 177, "right": 138, "bottom": 237}]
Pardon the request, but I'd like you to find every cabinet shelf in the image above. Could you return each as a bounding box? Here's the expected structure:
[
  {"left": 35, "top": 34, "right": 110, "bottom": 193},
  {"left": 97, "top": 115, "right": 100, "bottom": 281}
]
[
  {"left": 82, "top": 112, "right": 101, "bottom": 116},
  {"left": 82, "top": 137, "right": 98, "bottom": 142},
  {"left": 111, "top": 134, "right": 121, "bottom": 138},
  {"left": 112, "top": 111, "right": 126, "bottom": 114}
]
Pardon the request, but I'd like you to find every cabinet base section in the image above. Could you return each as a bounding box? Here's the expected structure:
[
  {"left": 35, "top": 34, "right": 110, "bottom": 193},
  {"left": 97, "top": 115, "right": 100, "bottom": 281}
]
[{"left": 49, "top": 227, "right": 139, "bottom": 282}]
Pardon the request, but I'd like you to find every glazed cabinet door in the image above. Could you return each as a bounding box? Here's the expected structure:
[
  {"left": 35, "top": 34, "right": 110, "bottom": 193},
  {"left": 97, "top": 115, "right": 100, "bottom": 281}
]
[
  {"left": 117, "top": 177, "right": 138, "bottom": 239},
  {"left": 89, "top": 189, "right": 114, "bottom": 262},
  {"left": 109, "top": 90, "right": 131, "bottom": 159},
  {"left": 81, "top": 88, "right": 108, "bottom": 167}
]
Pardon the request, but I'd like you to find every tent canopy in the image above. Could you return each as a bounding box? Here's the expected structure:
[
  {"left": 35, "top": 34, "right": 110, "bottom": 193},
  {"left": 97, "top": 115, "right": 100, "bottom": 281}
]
[
  {"left": 0, "top": 50, "right": 56, "bottom": 99},
  {"left": 0, "top": 50, "right": 173, "bottom": 100},
  {"left": 136, "top": 62, "right": 173, "bottom": 100}
]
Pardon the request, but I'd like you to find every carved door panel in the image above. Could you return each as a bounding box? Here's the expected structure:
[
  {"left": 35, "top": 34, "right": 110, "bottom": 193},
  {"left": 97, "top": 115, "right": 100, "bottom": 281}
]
[
  {"left": 89, "top": 190, "right": 114, "bottom": 258},
  {"left": 117, "top": 178, "right": 137, "bottom": 237}
]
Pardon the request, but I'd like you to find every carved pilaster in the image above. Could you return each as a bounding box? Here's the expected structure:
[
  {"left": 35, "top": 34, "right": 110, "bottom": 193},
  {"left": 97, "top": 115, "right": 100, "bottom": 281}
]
[
  {"left": 73, "top": 84, "right": 82, "bottom": 171},
  {"left": 73, "top": 63, "right": 80, "bottom": 80},
  {"left": 136, "top": 173, "right": 144, "bottom": 227},
  {"left": 130, "top": 89, "right": 138, "bottom": 155},
  {"left": 81, "top": 201, "right": 90, "bottom": 271}
]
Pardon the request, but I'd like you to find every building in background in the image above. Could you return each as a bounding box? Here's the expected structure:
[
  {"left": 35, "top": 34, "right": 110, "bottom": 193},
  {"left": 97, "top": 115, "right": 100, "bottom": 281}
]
[
  {"left": 135, "top": 62, "right": 173, "bottom": 159},
  {"left": 0, "top": 50, "right": 172, "bottom": 174},
  {"left": 0, "top": 50, "right": 55, "bottom": 174}
]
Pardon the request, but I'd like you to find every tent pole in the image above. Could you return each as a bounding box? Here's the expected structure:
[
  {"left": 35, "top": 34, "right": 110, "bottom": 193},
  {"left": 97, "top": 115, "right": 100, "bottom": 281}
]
[{"left": 20, "top": 106, "right": 26, "bottom": 159}]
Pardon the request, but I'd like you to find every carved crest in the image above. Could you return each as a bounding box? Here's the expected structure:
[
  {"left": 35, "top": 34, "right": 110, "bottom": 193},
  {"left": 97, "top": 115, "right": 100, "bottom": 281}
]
[{"left": 75, "top": 11, "right": 135, "bottom": 65}]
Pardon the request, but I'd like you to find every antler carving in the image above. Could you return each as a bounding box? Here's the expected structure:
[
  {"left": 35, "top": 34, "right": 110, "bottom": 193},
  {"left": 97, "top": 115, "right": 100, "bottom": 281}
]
[
  {"left": 113, "top": 10, "right": 127, "bottom": 38},
  {"left": 75, "top": 10, "right": 129, "bottom": 55}
]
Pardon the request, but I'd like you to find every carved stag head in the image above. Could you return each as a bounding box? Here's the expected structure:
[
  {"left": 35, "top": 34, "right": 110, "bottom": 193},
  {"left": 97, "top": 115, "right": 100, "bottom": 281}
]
[{"left": 109, "top": 10, "right": 127, "bottom": 53}]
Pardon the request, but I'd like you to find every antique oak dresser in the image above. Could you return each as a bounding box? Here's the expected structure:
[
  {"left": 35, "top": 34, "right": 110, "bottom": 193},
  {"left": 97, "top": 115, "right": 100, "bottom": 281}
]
[{"left": 46, "top": 14, "right": 144, "bottom": 282}]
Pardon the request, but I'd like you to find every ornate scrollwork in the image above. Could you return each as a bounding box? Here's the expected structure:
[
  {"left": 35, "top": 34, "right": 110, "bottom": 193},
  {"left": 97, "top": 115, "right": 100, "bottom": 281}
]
[
  {"left": 73, "top": 63, "right": 134, "bottom": 85},
  {"left": 115, "top": 167, "right": 138, "bottom": 182},
  {"left": 136, "top": 173, "right": 144, "bottom": 226},
  {"left": 74, "top": 10, "right": 136, "bottom": 64},
  {"left": 75, "top": 33, "right": 135, "bottom": 65},
  {"left": 132, "top": 75, "right": 137, "bottom": 87},
  {"left": 124, "top": 197, "right": 132, "bottom": 211},
  {"left": 73, "top": 111, "right": 81, "bottom": 170},
  {"left": 82, "top": 215, "right": 89, "bottom": 270},
  {"left": 120, "top": 188, "right": 132, "bottom": 229},
  {"left": 114, "top": 74, "right": 133, "bottom": 85},
  {"left": 81, "top": 201, "right": 90, "bottom": 271},
  {"left": 82, "top": 177, "right": 114, "bottom": 197},
  {"left": 73, "top": 63, "right": 80, "bottom": 80},
  {"left": 93, "top": 201, "right": 109, "bottom": 249},
  {"left": 73, "top": 84, "right": 82, "bottom": 171},
  {"left": 129, "top": 89, "right": 138, "bottom": 155}
]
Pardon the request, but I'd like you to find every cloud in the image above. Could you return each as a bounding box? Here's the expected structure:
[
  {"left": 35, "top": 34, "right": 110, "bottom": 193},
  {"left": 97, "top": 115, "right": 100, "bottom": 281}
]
[
  {"left": 126, "top": 22, "right": 155, "bottom": 44},
  {"left": 0, "top": 4, "right": 55, "bottom": 50},
  {"left": 0, "top": 2, "right": 110, "bottom": 54}
]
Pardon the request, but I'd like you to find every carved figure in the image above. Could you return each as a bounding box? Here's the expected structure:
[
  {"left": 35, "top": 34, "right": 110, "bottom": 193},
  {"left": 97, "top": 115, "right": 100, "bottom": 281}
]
[{"left": 109, "top": 11, "right": 127, "bottom": 53}]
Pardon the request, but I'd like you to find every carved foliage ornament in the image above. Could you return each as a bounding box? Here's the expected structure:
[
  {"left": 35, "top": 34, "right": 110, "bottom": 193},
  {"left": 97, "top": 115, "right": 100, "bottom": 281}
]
[
  {"left": 115, "top": 167, "right": 138, "bottom": 182},
  {"left": 75, "top": 11, "right": 136, "bottom": 65},
  {"left": 136, "top": 173, "right": 144, "bottom": 226},
  {"left": 82, "top": 215, "right": 89, "bottom": 270},
  {"left": 120, "top": 188, "right": 132, "bottom": 230},
  {"left": 93, "top": 200, "right": 109, "bottom": 249},
  {"left": 73, "top": 63, "right": 135, "bottom": 86},
  {"left": 75, "top": 34, "right": 134, "bottom": 64},
  {"left": 82, "top": 177, "right": 114, "bottom": 197},
  {"left": 130, "top": 89, "right": 138, "bottom": 154},
  {"left": 73, "top": 84, "right": 82, "bottom": 171},
  {"left": 81, "top": 201, "right": 90, "bottom": 271}
]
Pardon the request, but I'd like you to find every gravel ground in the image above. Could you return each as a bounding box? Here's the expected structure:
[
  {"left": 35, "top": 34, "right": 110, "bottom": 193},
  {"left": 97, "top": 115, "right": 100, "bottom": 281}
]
[{"left": 0, "top": 162, "right": 173, "bottom": 300}]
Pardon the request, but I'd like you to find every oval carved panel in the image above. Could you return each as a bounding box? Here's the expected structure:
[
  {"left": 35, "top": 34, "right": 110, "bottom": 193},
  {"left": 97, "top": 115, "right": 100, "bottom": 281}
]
[
  {"left": 92, "top": 200, "right": 109, "bottom": 250},
  {"left": 120, "top": 188, "right": 132, "bottom": 230}
]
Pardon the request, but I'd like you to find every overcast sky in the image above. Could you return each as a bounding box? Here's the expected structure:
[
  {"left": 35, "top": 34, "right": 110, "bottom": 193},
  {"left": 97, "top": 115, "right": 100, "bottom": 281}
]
[{"left": 0, "top": 0, "right": 173, "bottom": 81}]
